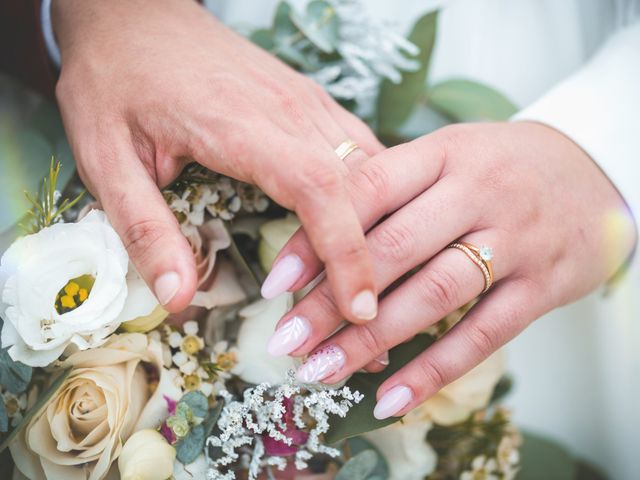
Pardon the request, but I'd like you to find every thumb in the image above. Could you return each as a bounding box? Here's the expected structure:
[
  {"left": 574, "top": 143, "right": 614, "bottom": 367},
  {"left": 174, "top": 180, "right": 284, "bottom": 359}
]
[{"left": 93, "top": 147, "right": 197, "bottom": 313}]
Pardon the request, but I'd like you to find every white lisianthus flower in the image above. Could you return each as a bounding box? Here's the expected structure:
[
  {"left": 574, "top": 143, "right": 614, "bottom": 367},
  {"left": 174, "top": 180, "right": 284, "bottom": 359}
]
[
  {"left": 0, "top": 210, "right": 158, "bottom": 367},
  {"left": 118, "top": 429, "right": 176, "bottom": 480},
  {"left": 235, "top": 294, "right": 299, "bottom": 384}
]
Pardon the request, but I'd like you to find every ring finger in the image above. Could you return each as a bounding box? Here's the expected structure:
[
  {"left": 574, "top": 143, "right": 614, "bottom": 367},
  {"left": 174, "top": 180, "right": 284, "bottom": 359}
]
[{"left": 293, "top": 230, "right": 513, "bottom": 385}]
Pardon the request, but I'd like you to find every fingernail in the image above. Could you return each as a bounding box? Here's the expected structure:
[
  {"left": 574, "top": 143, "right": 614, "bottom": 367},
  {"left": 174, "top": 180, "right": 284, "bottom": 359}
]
[
  {"left": 154, "top": 271, "right": 181, "bottom": 306},
  {"left": 374, "top": 352, "right": 390, "bottom": 366},
  {"left": 261, "top": 254, "right": 305, "bottom": 299},
  {"left": 373, "top": 385, "right": 413, "bottom": 420},
  {"left": 296, "top": 345, "right": 346, "bottom": 383},
  {"left": 351, "top": 290, "right": 377, "bottom": 321},
  {"left": 267, "top": 316, "right": 311, "bottom": 357}
]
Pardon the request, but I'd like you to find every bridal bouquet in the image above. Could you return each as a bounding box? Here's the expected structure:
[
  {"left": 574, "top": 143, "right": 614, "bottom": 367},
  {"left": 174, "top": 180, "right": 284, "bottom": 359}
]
[{"left": 0, "top": 2, "right": 521, "bottom": 479}]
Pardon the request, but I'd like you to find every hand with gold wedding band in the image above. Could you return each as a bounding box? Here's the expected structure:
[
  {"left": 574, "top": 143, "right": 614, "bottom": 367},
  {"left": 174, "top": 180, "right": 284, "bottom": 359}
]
[
  {"left": 265, "top": 122, "right": 636, "bottom": 420},
  {"left": 50, "top": 0, "right": 383, "bottom": 323}
]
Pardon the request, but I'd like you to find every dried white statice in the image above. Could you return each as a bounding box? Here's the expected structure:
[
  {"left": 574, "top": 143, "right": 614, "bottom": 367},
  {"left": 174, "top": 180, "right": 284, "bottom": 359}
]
[
  {"left": 306, "top": 0, "right": 420, "bottom": 118},
  {"left": 205, "top": 372, "right": 363, "bottom": 480}
]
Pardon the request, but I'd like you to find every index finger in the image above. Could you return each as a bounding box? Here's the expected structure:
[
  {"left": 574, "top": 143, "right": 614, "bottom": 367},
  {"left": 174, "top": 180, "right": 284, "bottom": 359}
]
[{"left": 287, "top": 153, "right": 378, "bottom": 323}]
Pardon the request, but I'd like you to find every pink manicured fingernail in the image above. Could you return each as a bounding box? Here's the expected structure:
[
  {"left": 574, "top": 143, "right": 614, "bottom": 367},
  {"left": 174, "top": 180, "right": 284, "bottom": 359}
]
[
  {"left": 374, "top": 352, "right": 390, "bottom": 366},
  {"left": 154, "top": 271, "right": 181, "bottom": 306},
  {"left": 351, "top": 290, "right": 377, "bottom": 321},
  {"left": 261, "top": 254, "right": 305, "bottom": 299},
  {"left": 373, "top": 385, "right": 413, "bottom": 420},
  {"left": 296, "top": 345, "right": 346, "bottom": 383},
  {"left": 267, "top": 316, "right": 311, "bottom": 357}
]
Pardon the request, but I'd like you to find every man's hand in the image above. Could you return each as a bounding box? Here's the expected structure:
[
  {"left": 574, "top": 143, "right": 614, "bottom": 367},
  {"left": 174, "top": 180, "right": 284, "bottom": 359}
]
[{"left": 52, "top": 0, "right": 383, "bottom": 319}]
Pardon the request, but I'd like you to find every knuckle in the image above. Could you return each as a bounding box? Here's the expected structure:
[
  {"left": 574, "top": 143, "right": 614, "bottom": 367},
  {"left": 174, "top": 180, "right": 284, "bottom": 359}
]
[
  {"left": 355, "top": 323, "right": 386, "bottom": 357},
  {"left": 122, "top": 219, "right": 167, "bottom": 262},
  {"left": 370, "top": 222, "right": 415, "bottom": 263},
  {"left": 297, "top": 164, "right": 344, "bottom": 198},
  {"left": 354, "top": 160, "right": 390, "bottom": 199},
  {"left": 416, "top": 357, "right": 448, "bottom": 391},
  {"left": 415, "top": 268, "right": 461, "bottom": 312},
  {"left": 464, "top": 322, "right": 498, "bottom": 358}
]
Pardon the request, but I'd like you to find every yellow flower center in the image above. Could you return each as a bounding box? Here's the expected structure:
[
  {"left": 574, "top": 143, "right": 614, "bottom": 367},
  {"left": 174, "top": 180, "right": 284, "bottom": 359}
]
[
  {"left": 181, "top": 335, "right": 203, "bottom": 355},
  {"left": 217, "top": 352, "right": 237, "bottom": 371},
  {"left": 183, "top": 374, "right": 201, "bottom": 391},
  {"left": 55, "top": 275, "right": 95, "bottom": 314},
  {"left": 5, "top": 397, "right": 20, "bottom": 416}
]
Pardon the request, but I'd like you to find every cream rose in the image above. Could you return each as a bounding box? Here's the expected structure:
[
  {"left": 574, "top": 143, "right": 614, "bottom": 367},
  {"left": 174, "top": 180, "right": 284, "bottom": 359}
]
[
  {"left": 10, "top": 333, "right": 181, "bottom": 480},
  {"left": 118, "top": 429, "right": 176, "bottom": 480},
  {"left": 235, "top": 294, "right": 299, "bottom": 384},
  {"left": 416, "top": 349, "right": 507, "bottom": 425},
  {"left": 0, "top": 210, "right": 158, "bottom": 367}
]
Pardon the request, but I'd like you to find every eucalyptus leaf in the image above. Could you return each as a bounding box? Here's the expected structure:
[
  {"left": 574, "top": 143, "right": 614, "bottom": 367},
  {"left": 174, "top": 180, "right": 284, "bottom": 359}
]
[
  {"left": 203, "top": 400, "right": 225, "bottom": 438},
  {"left": 0, "top": 368, "right": 71, "bottom": 453},
  {"left": 273, "top": 1, "right": 299, "bottom": 43},
  {"left": 0, "top": 349, "right": 32, "bottom": 394},
  {"left": 518, "top": 432, "right": 577, "bottom": 480},
  {"left": 179, "top": 391, "right": 209, "bottom": 419},
  {"left": 176, "top": 424, "right": 205, "bottom": 465},
  {"left": 377, "top": 11, "right": 438, "bottom": 135},
  {"left": 426, "top": 79, "right": 517, "bottom": 122},
  {"left": 336, "top": 449, "right": 379, "bottom": 480},
  {"left": 346, "top": 437, "right": 389, "bottom": 479},
  {"left": 290, "top": 0, "right": 339, "bottom": 53},
  {"left": 0, "top": 400, "right": 8, "bottom": 433},
  {"left": 325, "top": 334, "right": 436, "bottom": 444},
  {"left": 250, "top": 29, "right": 276, "bottom": 50}
]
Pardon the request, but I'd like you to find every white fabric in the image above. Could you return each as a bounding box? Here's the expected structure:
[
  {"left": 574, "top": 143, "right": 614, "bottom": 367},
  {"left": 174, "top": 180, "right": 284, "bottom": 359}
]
[
  {"left": 205, "top": 1, "right": 640, "bottom": 478},
  {"left": 40, "top": 0, "right": 61, "bottom": 68}
]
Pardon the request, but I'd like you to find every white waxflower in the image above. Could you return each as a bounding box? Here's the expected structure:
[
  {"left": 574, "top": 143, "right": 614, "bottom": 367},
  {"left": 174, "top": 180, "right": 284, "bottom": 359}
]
[
  {"left": 0, "top": 210, "right": 158, "bottom": 367},
  {"left": 460, "top": 456, "right": 499, "bottom": 480}
]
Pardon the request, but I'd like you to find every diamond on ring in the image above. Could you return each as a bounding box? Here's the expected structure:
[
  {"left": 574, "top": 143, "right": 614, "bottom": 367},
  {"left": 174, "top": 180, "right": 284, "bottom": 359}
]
[{"left": 479, "top": 246, "right": 493, "bottom": 261}]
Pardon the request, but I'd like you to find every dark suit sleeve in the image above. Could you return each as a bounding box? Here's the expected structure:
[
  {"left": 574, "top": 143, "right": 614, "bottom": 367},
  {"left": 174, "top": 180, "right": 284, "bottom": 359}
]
[{"left": 0, "top": 0, "right": 57, "bottom": 100}]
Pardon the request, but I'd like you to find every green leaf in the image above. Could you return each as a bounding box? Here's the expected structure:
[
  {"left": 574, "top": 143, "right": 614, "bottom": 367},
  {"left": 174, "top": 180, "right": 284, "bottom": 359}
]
[
  {"left": 203, "top": 400, "right": 225, "bottom": 438},
  {"left": 290, "top": 0, "right": 339, "bottom": 53},
  {"left": 325, "top": 334, "right": 436, "bottom": 444},
  {"left": 0, "top": 368, "right": 71, "bottom": 453},
  {"left": 376, "top": 11, "right": 438, "bottom": 135},
  {"left": 346, "top": 437, "right": 389, "bottom": 479},
  {"left": 0, "top": 401, "right": 8, "bottom": 433},
  {"left": 250, "top": 29, "right": 275, "bottom": 50},
  {"left": 0, "top": 349, "right": 32, "bottom": 394},
  {"left": 426, "top": 79, "right": 517, "bottom": 122},
  {"left": 517, "top": 432, "right": 576, "bottom": 480},
  {"left": 176, "top": 424, "right": 205, "bottom": 465},
  {"left": 272, "top": 1, "right": 299, "bottom": 42},
  {"left": 179, "top": 391, "right": 208, "bottom": 419},
  {"left": 336, "top": 449, "right": 379, "bottom": 480}
]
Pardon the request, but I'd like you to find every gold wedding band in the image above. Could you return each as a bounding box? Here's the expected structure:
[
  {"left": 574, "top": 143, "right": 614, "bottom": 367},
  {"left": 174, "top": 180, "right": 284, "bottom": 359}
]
[
  {"left": 447, "top": 241, "right": 494, "bottom": 294},
  {"left": 335, "top": 139, "right": 360, "bottom": 161}
]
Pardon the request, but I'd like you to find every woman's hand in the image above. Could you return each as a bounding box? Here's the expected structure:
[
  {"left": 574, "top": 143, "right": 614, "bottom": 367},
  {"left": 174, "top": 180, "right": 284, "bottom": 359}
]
[
  {"left": 268, "top": 121, "right": 637, "bottom": 419},
  {"left": 52, "top": 0, "right": 382, "bottom": 320}
]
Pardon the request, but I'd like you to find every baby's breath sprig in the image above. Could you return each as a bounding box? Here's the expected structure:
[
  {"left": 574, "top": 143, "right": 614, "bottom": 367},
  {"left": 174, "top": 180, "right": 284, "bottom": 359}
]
[{"left": 20, "top": 158, "right": 85, "bottom": 235}]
